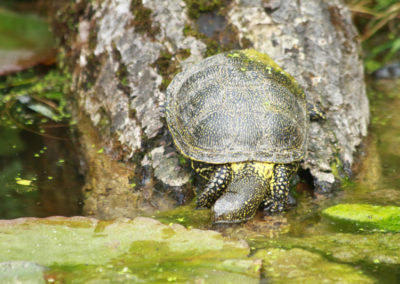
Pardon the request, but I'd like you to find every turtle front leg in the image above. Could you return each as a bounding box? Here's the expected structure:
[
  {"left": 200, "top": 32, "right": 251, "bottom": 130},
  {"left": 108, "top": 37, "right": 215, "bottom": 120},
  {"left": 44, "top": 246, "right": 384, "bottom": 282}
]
[
  {"left": 263, "top": 163, "right": 298, "bottom": 213},
  {"left": 197, "top": 165, "right": 232, "bottom": 208},
  {"left": 307, "top": 102, "right": 326, "bottom": 121}
]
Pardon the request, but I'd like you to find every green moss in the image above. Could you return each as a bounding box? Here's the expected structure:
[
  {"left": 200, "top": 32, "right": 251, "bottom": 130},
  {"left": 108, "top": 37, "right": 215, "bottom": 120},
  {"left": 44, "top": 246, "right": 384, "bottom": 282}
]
[
  {"left": 0, "top": 216, "right": 259, "bottom": 283},
  {"left": 322, "top": 203, "right": 400, "bottom": 232},
  {"left": 111, "top": 46, "right": 131, "bottom": 93},
  {"left": 330, "top": 154, "right": 345, "bottom": 181},
  {"left": 130, "top": 0, "right": 160, "bottom": 38},
  {"left": 178, "top": 154, "right": 189, "bottom": 167},
  {"left": 96, "top": 107, "right": 111, "bottom": 130},
  {"left": 183, "top": 24, "right": 198, "bottom": 37},
  {"left": 225, "top": 49, "right": 306, "bottom": 99},
  {"left": 329, "top": 152, "right": 352, "bottom": 187},
  {"left": 0, "top": 261, "right": 45, "bottom": 284},
  {"left": 0, "top": 67, "right": 72, "bottom": 130},
  {"left": 254, "top": 248, "right": 374, "bottom": 283},
  {"left": 155, "top": 202, "right": 211, "bottom": 228},
  {"left": 184, "top": 0, "right": 228, "bottom": 20},
  {"left": 51, "top": 2, "right": 87, "bottom": 49},
  {"left": 152, "top": 49, "right": 191, "bottom": 91},
  {"left": 250, "top": 230, "right": 400, "bottom": 268},
  {"left": 184, "top": 22, "right": 241, "bottom": 57}
]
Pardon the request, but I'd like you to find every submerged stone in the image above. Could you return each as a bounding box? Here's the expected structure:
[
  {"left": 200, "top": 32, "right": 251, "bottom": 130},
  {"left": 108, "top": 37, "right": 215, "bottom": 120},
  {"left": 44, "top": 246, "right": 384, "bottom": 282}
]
[
  {"left": 155, "top": 202, "right": 211, "bottom": 228},
  {"left": 0, "top": 216, "right": 260, "bottom": 283},
  {"left": 322, "top": 203, "right": 400, "bottom": 232},
  {"left": 253, "top": 232, "right": 400, "bottom": 266},
  {"left": 0, "top": 261, "right": 46, "bottom": 284},
  {"left": 253, "top": 248, "right": 374, "bottom": 283}
]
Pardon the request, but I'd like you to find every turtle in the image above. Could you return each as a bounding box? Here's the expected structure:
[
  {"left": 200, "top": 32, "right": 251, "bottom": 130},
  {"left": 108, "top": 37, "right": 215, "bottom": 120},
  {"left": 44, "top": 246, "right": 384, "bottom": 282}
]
[{"left": 165, "top": 49, "right": 324, "bottom": 224}]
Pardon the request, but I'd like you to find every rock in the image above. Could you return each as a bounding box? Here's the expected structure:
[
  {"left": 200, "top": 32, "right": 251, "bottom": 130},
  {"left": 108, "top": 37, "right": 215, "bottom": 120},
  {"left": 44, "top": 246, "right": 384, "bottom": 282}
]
[
  {"left": 372, "top": 62, "right": 400, "bottom": 79},
  {"left": 0, "top": 216, "right": 261, "bottom": 283},
  {"left": 256, "top": 232, "right": 400, "bottom": 265},
  {"left": 0, "top": 261, "right": 46, "bottom": 284},
  {"left": 253, "top": 248, "right": 374, "bottom": 283},
  {"left": 322, "top": 203, "right": 400, "bottom": 232}
]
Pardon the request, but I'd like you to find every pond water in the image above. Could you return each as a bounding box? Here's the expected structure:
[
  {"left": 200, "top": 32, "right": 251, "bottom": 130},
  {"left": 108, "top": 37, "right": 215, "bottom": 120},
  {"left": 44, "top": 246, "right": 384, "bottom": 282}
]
[
  {"left": 0, "top": 124, "right": 84, "bottom": 219},
  {"left": 0, "top": 3, "right": 84, "bottom": 219}
]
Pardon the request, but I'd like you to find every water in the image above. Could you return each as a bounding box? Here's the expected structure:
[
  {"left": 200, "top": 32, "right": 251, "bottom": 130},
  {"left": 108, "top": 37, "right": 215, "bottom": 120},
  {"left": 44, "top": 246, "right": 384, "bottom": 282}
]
[{"left": 0, "top": 125, "right": 84, "bottom": 219}]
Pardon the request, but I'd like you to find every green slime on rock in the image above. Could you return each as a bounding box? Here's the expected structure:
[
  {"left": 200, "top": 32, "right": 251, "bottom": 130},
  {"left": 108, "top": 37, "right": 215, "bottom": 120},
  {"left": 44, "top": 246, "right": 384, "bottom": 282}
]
[
  {"left": 0, "top": 216, "right": 261, "bottom": 283},
  {"left": 322, "top": 203, "right": 400, "bottom": 232}
]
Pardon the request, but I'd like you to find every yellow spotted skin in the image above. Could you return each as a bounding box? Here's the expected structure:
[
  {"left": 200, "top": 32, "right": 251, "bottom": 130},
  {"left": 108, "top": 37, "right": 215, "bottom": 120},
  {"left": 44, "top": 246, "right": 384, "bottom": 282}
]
[{"left": 166, "top": 49, "right": 324, "bottom": 224}]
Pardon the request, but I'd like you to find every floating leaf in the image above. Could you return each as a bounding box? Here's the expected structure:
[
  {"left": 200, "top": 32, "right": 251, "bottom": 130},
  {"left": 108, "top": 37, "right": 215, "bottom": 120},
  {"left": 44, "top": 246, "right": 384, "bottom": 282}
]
[
  {"left": 16, "top": 179, "right": 32, "bottom": 186},
  {"left": 26, "top": 103, "right": 58, "bottom": 121}
]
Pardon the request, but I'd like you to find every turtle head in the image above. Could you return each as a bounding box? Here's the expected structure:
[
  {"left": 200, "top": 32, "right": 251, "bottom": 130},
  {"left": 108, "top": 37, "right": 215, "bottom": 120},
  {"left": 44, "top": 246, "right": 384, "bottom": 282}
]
[{"left": 212, "top": 165, "right": 268, "bottom": 224}]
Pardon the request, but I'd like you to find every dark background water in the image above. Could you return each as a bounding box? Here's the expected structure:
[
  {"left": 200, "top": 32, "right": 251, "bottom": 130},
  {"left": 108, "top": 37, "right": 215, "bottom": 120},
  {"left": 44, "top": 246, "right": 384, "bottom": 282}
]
[{"left": 0, "top": 126, "right": 84, "bottom": 219}]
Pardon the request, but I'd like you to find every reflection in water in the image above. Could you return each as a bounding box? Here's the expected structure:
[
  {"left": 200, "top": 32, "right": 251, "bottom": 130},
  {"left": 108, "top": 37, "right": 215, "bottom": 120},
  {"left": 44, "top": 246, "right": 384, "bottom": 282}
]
[
  {"left": 0, "top": 126, "right": 84, "bottom": 219},
  {"left": 345, "top": 78, "right": 400, "bottom": 204}
]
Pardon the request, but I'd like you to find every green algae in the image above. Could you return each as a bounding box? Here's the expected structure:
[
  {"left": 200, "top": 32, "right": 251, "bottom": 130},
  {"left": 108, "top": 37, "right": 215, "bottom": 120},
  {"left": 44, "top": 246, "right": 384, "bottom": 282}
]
[
  {"left": 184, "top": 0, "right": 228, "bottom": 20},
  {"left": 155, "top": 202, "right": 211, "bottom": 228},
  {"left": 0, "top": 160, "right": 39, "bottom": 218},
  {"left": 228, "top": 49, "right": 306, "bottom": 100},
  {"left": 250, "top": 232, "right": 400, "bottom": 267},
  {"left": 253, "top": 248, "right": 374, "bottom": 283},
  {"left": 322, "top": 203, "right": 400, "bottom": 232},
  {"left": 0, "top": 127, "right": 24, "bottom": 156},
  {"left": 129, "top": 0, "right": 160, "bottom": 38},
  {"left": 0, "top": 261, "right": 46, "bottom": 284},
  {"left": 0, "top": 68, "right": 71, "bottom": 128},
  {"left": 152, "top": 49, "right": 191, "bottom": 91},
  {"left": 0, "top": 216, "right": 260, "bottom": 283}
]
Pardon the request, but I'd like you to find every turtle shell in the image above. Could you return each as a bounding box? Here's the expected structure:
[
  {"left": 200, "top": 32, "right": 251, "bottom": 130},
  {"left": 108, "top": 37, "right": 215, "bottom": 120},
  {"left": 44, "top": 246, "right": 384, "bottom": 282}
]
[{"left": 165, "top": 49, "right": 308, "bottom": 164}]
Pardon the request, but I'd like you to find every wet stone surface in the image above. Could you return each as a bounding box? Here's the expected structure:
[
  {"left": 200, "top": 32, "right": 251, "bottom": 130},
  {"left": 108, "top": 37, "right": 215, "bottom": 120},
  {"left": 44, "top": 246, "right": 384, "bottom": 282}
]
[{"left": 0, "top": 216, "right": 261, "bottom": 283}]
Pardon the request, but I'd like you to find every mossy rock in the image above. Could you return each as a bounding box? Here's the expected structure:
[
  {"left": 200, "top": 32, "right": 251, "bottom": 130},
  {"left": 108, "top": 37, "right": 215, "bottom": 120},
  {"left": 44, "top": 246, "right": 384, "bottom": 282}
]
[
  {"left": 252, "top": 232, "right": 400, "bottom": 266},
  {"left": 155, "top": 202, "right": 211, "bottom": 227},
  {"left": 0, "top": 216, "right": 261, "bottom": 283},
  {"left": 253, "top": 248, "right": 374, "bottom": 283},
  {"left": 322, "top": 203, "right": 400, "bottom": 232},
  {"left": 0, "top": 261, "right": 45, "bottom": 284}
]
